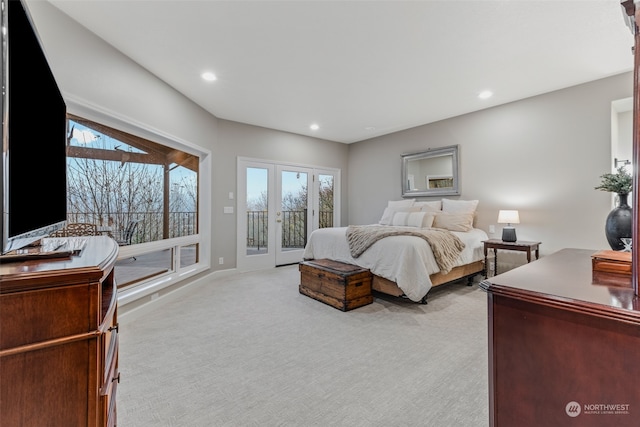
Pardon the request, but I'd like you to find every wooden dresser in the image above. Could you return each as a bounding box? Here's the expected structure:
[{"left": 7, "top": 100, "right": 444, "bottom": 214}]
[
  {"left": 480, "top": 248, "right": 640, "bottom": 427},
  {"left": 0, "top": 236, "right": 119, "bottom": 426}
]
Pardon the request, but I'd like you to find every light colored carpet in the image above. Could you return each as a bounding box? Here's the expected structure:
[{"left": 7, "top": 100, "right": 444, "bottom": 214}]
[{"left": 117, "top": 265, "right": 489, "bottom": 426}]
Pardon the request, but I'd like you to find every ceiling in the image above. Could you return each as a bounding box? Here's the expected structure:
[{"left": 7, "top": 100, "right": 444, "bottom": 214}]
[{"left": 47, "top": 0, "right": 635, "bottom": 144}]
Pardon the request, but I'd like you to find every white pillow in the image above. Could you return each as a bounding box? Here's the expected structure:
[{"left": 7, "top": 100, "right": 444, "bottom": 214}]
[
  {"left": 391, "top": 211, "right": 435, "bottom": 228},
  {"left": 441, "top": 198, "right": 479, "bottom": 214},
  {"left": 387, "top": 199, "right": 415, "bottom": 208},
  {"left": 379, "top": 206, "right": 420, "bottom": 225},
  {"left": 433, "top": 212, "right": 474, "bottom": 232},
  {"left": 414, "top": 200, "right": 442, "bottom": 212}
]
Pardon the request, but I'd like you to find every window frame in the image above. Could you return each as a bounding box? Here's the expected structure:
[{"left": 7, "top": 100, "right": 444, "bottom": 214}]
[{"left": 66, "top": 101, "right": 211, "bottom": 305}]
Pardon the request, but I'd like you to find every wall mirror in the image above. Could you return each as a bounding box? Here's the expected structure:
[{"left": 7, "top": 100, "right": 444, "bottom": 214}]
[{"left": 401, "top": 145, "right": 459, "bottom": 198}]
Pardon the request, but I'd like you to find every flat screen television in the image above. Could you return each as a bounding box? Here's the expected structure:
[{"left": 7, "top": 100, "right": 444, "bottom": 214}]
[{"left": 1, "top": 0, "right": 68, "bottom": 254}]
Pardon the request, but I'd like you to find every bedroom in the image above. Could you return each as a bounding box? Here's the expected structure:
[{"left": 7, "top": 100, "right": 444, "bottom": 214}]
[
  {"left": 6, "top": 0, "right": 637, "bottom": 424},
  {"left": 26, "top": 0, "right": 634, "bottom": 294}
]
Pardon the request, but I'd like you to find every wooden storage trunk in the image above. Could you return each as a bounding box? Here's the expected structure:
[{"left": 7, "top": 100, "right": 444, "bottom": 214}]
[
  {"left": 591, "top": 249, "right": 632, "bottom": 288},
  {"left": 299, "top": 259, "right": 373, "bottom": 311}
]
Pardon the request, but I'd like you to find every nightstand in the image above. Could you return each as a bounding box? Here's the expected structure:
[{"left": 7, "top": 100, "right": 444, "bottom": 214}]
[{"left": 483, "top": 239, "right": 541, "bottom": 278}]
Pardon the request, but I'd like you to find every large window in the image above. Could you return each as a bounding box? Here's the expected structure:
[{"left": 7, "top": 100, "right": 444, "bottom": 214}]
[{"left": 66, "top": 114, "right": 202, "bottom": 288}]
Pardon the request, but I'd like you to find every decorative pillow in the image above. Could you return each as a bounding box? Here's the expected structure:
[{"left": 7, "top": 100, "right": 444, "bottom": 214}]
[
  {"left": 379, "top": 206, "right": 420, "bottom": 225},
  {"left": 441, "top": 198, "right": 479, "bottom": 214},
  {"left": 414, "top": 200, "right": 442, "bottom": 212},
  {"left": 432, "top": 212, "right": 474, "bottom": 232},
  {"left": 391, "top": 211, "right": 435, "bottom": 228},
  {"left": 387, "top": 199, "right": 415, "bottom": 208}
]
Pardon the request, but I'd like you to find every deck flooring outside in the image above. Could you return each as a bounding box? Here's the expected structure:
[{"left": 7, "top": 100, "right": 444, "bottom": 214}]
[{"left": 115, "top": 246, "right": 196, "bottom": 288}]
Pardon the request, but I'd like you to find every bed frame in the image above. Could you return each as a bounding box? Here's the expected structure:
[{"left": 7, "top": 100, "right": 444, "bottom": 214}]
[{"left": 371, "top": 260, "right": 485, "bottom": 304}]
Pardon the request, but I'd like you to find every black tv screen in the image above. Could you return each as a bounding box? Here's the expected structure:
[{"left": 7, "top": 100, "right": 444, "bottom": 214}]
[{"left": 1, "top": 0, "right": 67, "bottom": 253}]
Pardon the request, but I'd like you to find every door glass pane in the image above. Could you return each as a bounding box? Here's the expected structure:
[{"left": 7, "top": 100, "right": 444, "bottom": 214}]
[
  {"left": 281, "top": 170, "right": 308, "bottom": 251},
  {"left": 318, "top": 174, "right": 334, "bottom": 228},
  {"left": 246, "top": 167, "right": 268, "bottom": 255}
]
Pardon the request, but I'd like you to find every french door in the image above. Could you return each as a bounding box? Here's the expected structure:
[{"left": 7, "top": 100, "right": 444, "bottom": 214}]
[{"left": 237, "top": 158, "right": 339, "bottom": 271}]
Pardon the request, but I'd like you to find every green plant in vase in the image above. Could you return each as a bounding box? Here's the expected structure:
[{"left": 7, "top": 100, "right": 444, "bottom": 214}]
[
  {"left": 595, "top": 166, "right": 632, "bottom": 195},
  {"left": 595, "top": 166, "right": 632, "bottom": 251}
]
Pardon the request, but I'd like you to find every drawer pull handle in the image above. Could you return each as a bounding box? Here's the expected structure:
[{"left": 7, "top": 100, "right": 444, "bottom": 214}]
[
  {"left": 113, "top": 373, "right": 120, "bottom": 384},
  {"left": 108, "top": 323, "right": 119, "bottom": 333}
]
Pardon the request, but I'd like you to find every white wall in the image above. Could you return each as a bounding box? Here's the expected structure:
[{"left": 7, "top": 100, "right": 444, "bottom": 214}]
[{"left": 348, "top": 72, "right": 633, "bottom": 256}]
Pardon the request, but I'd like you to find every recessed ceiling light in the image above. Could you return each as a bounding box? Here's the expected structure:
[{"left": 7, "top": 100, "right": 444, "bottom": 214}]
[
  {"left": 478, "top": 90, "right": 493, "bottom": 99},
  {"left": 201, "top": 72, "right": 217, "bottom": 82},
  {"left": 365, "top": 126, "right": 376, "bottom": 131},
  {"left": 310, "top": 123, "right": 319, "bottom": 131}
]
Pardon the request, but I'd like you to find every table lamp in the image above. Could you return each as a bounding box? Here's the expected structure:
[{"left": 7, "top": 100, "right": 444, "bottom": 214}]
[{"left": 498, "top": 210, "right": 520, "bottom": 242}]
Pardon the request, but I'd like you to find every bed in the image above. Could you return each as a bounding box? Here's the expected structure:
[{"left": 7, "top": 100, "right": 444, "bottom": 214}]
[{"left": 302, "top": 198, "right": 489, "bottom": 303}]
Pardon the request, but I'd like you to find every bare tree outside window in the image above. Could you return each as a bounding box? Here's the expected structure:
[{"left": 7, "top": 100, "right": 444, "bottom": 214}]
[
  {"left": 246, "top": 168, "right": 269, "bottom": 253},
  {"left": 318, "top": 174, "right": 334, "bottom": 228},
  {"left": 66, "top": 116, "right": 198, "bottom": 244},
  {"left": 280, "top": 171, "right": 308, "bottom": 250}
]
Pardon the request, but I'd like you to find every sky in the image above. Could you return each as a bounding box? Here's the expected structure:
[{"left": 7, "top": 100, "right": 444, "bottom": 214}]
[{"left": 68, "top": 119, "right": 196, "bottom": 186}]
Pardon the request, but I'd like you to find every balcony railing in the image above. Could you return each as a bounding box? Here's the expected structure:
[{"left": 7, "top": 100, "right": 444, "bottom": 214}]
[
  {"left": 67, "top": 211, "right": 197, "bottom": 244},
  {"left": 68, "top": 210, "right": 331, "bottom": 249},
  {"left": 246, "top": 210, "right": 333, "bottom": 249}
]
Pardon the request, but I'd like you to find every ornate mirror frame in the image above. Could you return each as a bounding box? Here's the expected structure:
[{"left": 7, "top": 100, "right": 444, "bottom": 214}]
[{"left": 401, "top": 145, "right": 460, "bottom": 198}]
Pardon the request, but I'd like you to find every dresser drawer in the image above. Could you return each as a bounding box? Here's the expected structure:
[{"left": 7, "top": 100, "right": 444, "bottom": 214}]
[
  {"left": 102, "top": 371, "right": 118, "bottom": 427},
  {"left": 100, "top": 331, "right": 119, "bottom": 426},
  {"left": 100, "top": 305, "right": 118, "bottom": 382},
  {"left": 101, "top": 333, "right": 119, "bottom": 396}
]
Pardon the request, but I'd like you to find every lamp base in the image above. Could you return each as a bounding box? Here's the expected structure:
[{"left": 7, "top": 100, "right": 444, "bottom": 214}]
[{"left": 502, "top": 227, "right": 517, "bottom": 242}]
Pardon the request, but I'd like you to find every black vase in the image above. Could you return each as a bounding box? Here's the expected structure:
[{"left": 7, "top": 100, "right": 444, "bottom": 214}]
[{"left": 605, "top": 193, "right": 632, "bottom": 250}]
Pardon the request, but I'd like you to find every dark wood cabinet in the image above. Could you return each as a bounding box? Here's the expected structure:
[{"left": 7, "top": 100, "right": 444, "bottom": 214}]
[
  {"left": 480, "top": 248, "right": 640, "bottom": 427},
  {"left": 481, "top": 4, "right": 640, "bottom": 425},
  {"left": 0, "top": 236, "right": 119, "bottom": 426}
]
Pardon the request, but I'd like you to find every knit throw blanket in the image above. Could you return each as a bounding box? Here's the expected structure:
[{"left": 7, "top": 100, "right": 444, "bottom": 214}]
[{"left": 345, "top": 225, "right": 465, "bottom": 275}]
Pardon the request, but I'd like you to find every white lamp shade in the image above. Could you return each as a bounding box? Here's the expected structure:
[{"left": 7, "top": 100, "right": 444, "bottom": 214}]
[{"left": 498, "top": 210, "right": 520, "bottom": 224}]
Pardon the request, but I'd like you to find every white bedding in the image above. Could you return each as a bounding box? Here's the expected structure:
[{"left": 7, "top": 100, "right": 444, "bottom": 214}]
[{"left": 303, "top": 225, "right": 488, "bottom": 302}]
